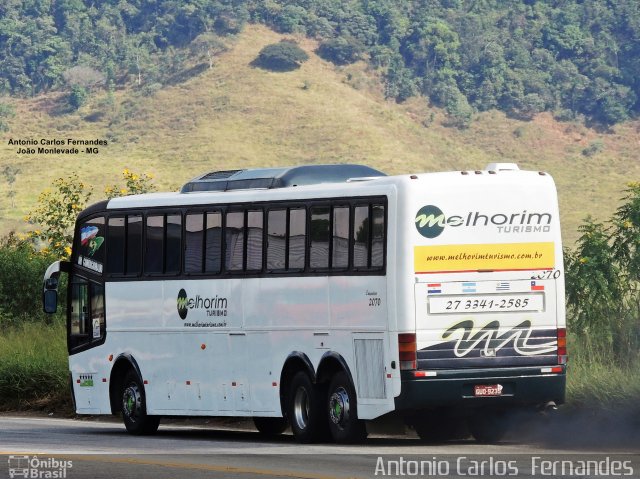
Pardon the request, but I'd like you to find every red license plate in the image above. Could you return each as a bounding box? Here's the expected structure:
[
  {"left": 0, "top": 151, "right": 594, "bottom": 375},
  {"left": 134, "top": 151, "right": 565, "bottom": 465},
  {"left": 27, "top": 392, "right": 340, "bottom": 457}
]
[{"left": 474, "top": 384, "right": 504, "bottom": 397}]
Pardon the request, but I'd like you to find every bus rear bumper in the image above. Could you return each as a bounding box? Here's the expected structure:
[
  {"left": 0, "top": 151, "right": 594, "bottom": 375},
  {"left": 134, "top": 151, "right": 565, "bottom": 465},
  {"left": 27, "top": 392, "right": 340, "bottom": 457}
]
[{"left": 394, "top": 367, "right": 566, "bottom": 412}]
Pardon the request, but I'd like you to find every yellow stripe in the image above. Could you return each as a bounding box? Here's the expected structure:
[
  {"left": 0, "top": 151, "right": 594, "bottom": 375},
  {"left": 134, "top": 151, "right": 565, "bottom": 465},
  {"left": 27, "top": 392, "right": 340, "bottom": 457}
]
[{"left": 414, "top": 242, "right": 555, "bottom": 273}]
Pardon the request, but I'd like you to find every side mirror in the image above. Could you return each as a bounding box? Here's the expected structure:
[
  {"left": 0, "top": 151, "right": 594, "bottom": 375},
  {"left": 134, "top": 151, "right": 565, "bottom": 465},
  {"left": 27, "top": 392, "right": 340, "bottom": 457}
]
[{"left": 43, "top": 289, "right": 58, "bottom": 314}]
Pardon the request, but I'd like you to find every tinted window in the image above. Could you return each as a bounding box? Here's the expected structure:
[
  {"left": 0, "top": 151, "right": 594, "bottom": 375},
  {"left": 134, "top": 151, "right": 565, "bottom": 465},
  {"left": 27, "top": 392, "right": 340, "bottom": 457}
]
[
  {"left": 267, "top": 209, "right": 286, "bottom": 270},
  {"left": 225, "top": 211, "right": 244, "bottom": 271},
  {"left": 332, "top": 207, "right": 349, "bottom": 268},
  {"left": 145, "top": 215, "right": 164, "bottom": 274},
  {"left": 371, "top": 205, "right": 385, "bottom": 268},
  {"left": 185, "top": 213, "right": 204, "bottom": 273},
  {"left": 246, "top": 210, "right": 263, "bottom": 271},
  {"left": 310, "top": 206, "right": 330, "bottom": 269},
  {"left": 107, "top": 217, "right": 125, "bottom": 274},
  {"left": 353, "top": 206, "right": 369, "bottom": 268},
  {"left": 126, "top": 215, "right": 142, "bottom": 275},
  {"left": 166, "top": 215, "right": 181, "bottom": 274},
  {"left": 289, "top": 208, "right": 306, "bottom": 269},
  {"left": 78, "top": 217, "right": 105, "bottom": 274},
  {"left": 205, "top": 212, "right": 222, "bottom": 273}
]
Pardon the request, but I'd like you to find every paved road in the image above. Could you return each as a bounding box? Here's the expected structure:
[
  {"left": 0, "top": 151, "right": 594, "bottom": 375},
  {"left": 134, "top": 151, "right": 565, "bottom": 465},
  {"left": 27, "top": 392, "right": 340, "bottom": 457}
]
[{"left": 0, "top": 415, "right": 638, "bottom": 478}]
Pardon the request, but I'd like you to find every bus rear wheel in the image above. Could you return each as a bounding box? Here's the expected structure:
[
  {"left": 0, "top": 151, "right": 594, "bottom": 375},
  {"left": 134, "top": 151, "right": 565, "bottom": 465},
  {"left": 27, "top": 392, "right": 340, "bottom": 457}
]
[
  {"left": 468, "top": 409, "right": 509, "bottom": 444},
  {"left": 253, "top": 417, "right": 288, "bottom": 436},
  {"left": 121, "top": 370, "right": 160, "bottom": 435},
  {"left": 326, "top": 371, "right": 367, "bottom": 444},
  {"left": 288, "top": 371, "right": 328, "bottom": 443}
]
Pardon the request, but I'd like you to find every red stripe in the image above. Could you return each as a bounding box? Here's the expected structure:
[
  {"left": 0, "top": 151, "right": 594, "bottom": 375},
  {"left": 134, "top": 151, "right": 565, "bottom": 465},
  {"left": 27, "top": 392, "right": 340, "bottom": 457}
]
[{"left": 427, "top": 283, "right": 441, "bottom": 287}]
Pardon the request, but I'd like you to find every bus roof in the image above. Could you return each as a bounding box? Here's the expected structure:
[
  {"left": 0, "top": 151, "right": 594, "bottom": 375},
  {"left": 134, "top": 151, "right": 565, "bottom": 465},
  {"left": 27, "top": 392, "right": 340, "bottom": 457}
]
[{"left": 80, "top": 165, "right": 553, "bottom": 215}]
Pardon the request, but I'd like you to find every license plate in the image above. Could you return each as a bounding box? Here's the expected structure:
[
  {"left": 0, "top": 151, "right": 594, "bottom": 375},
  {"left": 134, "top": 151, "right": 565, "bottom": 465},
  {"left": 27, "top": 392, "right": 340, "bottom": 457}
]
[{"left": 474, "top": 384, "right": 504, "bottom": 397}]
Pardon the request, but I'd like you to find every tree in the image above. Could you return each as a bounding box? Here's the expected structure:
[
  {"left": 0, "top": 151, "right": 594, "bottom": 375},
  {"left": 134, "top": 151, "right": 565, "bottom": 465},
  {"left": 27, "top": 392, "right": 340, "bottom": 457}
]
[
  {"left": 62, "top": 66, "right": 106, "bottom": 90},
  {"left": 25, "top": 175, "right": 92, "bottom": 258},
  {"left": 317, "top": 37, "right": 364, "bottom": 65},
  {"left": 256, "top": 41, "right": 309, "bottom": 72},
  {"left": 68, "top": 84, "right": 89, "bottom": 110},
  {"left": 104, "top": 168, "right": 157, "bottom": 199},
  {"left": 0, "top": 102, "right": 15, "bottom": 132},
  {"left": 2, "top": 165, "right": 20, "bottom": 208}
]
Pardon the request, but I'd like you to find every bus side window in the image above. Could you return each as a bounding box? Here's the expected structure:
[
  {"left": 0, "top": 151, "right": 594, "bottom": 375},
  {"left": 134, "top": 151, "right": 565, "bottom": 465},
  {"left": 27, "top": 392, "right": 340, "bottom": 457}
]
[
  {"left": 107, "top": 217, "right": 125, "bottom": 274},
  {"left": 205, "top": 212, "right": 222, "bottom": 273},
  {"left": 145, "top": 215, "right": 164, "bottom": 274},
  {"left": 371, "top": 204, "right": 385, "bottom": 268},
  {"left": 127, "top": 215, "right": 143, "bottom": 275},
  {"left": 309, "top": 206, "right": 330, "bottom": 269},
  {"left": 332, "top": 207, "right": 349, "bottom": 269},
  {"left": 288, "top": 208, "right": 306, "bottom": 270},
  {"left": 90, "top": 283, "right": 105, "bottom": 339},
  {"left": 246, "top": 210, "right": 263, "bottom": 271},
  {"left": 267, "top": 209, "right": 286, "bottom": 270},
  {"left": 166, "top": 214, "right": 182, "bottom": 274},
  {"left": 225, "top": 211, "right": 244, "bottom": 271},
  {"left": 185, "top": 213, "right": 204, "bottom": 273},
  {"left": 70, "top": 281, "right": 89, "bottom": 337},
  {"left": 353, "top": 206, "right": 369, "bottom": 268},
  {"left": 70, "top": 279, "right": 105, "bottom": 350}
]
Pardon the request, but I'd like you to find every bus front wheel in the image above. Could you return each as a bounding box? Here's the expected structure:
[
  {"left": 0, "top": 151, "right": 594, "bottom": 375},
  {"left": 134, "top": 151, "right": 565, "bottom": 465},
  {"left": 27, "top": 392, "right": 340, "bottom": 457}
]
[
  {"left": 287, "top": 371, "right": 327, "bottom": 443},
  {"left": 326, "top": 371, "right": 367, "bottom": 443},
  {"left": 121, "top": 370, "right": 160, "bottom": 435}
]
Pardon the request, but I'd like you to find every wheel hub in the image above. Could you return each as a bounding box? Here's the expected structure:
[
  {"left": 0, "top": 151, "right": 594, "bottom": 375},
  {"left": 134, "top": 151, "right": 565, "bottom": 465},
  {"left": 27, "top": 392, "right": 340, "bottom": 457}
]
[
  {"left": 329, "top": 387, "right": 350, "bottom": 428},
  {"left": 122, "top": 384, "right": 142, "bottom": 422},
  {"left": 293, "top": 386, "right": 310, "bottom": 430}
]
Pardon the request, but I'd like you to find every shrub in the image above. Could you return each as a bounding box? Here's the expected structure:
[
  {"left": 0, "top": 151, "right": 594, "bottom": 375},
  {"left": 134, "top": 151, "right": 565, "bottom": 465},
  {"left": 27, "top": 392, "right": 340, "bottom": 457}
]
[
  {"left": 317, "top": 37, "right": 363, "bottom": 65},
  {"left": 256, "top": 41, "right": 309, "bottom": 72},
  {"left": 582, "top": 139, "right": 605, "bottom": 157},
  {"left": 0, "top": 235, "right": 64, "bottom": 325},
  {"left": 68, "top": 85, "right": 89, "bottom": 110}
]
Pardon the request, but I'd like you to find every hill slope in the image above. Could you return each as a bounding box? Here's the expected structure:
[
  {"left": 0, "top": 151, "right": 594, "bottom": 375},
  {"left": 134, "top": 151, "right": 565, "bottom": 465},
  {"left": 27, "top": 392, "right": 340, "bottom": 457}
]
[{"left": 1, "top": 25, "right": 638, "bottom": 244}]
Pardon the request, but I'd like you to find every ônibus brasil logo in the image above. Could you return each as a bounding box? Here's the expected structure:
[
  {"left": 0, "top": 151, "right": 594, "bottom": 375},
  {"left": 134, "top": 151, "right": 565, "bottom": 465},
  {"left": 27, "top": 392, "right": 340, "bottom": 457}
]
[
  {"left": 415, "top": 205, "right": 552, "bottom": 239},
  {"left": 177, "top": 288, "right": 228, "bottom": 320}
]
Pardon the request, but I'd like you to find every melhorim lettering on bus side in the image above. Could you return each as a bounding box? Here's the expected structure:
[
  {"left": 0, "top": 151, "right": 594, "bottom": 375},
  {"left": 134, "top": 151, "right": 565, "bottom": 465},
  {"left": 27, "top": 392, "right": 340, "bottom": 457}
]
[
  {"left": 176, "top": 288, "right": 228, "bottom": 321},
  {"left": 415, "top": 205, "right": 552, "bottom": 238}
]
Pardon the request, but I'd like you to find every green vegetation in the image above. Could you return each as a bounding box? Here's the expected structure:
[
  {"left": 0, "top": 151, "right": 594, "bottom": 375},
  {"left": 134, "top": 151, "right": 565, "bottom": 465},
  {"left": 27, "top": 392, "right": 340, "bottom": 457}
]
[
  {"left": 2, "top": 1, "right": 640, "bottom": 125},
  {"left": 256, "top": 40, "right": 309, "bottom": 71},
  {"left": 565, "top": 183, "right": 640, "bottom": 410},
  {"left": 0, "top": 321, "right": 68, "bottom": 411}
]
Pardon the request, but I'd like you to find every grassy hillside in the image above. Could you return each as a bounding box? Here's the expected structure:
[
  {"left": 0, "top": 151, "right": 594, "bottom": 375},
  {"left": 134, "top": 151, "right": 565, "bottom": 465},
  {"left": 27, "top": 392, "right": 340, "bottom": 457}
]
[{"left": 1, "top": 25, "right": 638, "bottom": 245}]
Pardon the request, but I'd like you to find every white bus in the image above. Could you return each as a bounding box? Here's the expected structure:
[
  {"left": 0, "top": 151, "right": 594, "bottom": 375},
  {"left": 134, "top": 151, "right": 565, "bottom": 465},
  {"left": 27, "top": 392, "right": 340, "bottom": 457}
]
[{"left": 43, "top": 163, "right": 566, "bottom": 443}]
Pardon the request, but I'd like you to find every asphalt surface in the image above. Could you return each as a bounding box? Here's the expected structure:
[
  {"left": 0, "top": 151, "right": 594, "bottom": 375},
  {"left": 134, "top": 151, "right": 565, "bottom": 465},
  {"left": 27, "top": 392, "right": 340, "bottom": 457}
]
[{"left": 0, "top": 415, "right": 638, "bottom": 478}]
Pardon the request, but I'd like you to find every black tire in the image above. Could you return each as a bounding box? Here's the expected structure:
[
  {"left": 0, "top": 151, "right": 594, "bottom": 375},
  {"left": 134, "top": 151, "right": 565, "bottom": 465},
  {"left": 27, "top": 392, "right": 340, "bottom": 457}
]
[
  {"left": 287, "top": 371, "right": 328, "bottom": 443},
  {"left": 253, "top": 416, "right": 288, "bottom": 436},
  {"left": 413, "top": 413, "right": 468, "bottom": 443},
  {"left": 326, "top": 371, "right": 367, "bottom": 444},
  {"left": 468, "top": 409, "right": 509, "bottom": 444},
  {"left": 121, "top": 370, "right": 160, "bottom": 435}
]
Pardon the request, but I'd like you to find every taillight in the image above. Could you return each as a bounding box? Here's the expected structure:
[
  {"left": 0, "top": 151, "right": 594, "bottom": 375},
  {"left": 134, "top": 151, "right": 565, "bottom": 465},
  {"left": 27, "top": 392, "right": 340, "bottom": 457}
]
[
  {"left": 398, "top": 333, "right": 417, "bottom": 370},
  {"left": 557, "top": 328, "right": 567, "bottom": 364}
]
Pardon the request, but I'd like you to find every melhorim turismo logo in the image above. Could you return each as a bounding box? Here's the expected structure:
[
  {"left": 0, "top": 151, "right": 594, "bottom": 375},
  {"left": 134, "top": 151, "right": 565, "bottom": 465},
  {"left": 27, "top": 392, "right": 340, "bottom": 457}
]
[
  {"left": 176, "top": 288, "right": 228, "bottom": 320},
  {"left": 415, "top": 205, "right": 552, "bottom": 238},
  {"left": 7, "top": 455, "right": 72, "bottom": 478}
]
